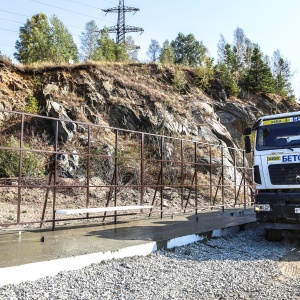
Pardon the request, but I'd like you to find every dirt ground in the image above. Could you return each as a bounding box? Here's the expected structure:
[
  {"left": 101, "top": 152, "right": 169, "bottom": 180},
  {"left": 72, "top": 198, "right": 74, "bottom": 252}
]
[{"left": 0, "top": 175, "right": 248, "bottom": 229}]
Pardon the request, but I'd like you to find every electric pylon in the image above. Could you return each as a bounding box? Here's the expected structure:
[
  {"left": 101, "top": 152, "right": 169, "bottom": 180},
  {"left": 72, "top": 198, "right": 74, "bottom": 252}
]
[{"left": 102, "top": 0, "right": 144, "bottom": 44}]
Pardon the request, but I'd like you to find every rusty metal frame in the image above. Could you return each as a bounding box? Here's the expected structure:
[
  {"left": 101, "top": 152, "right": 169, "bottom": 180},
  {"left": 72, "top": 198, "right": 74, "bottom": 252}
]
[{"left": 0, "top": 109, "right": 253, "bottom": 228}]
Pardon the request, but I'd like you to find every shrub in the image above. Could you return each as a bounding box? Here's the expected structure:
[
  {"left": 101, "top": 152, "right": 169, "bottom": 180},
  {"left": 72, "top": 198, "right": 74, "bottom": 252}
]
[
  {"left": 25, "top": 95, "right": 39, "bottom": 114},
  {"left": 0, "top": 136, "right": 45, "bottom": 178},
  {"left": 194, "top": 57, "right": 215, "bottom": 90},
  {"left": 87, "top": 144, "right": 140, "bottom": 185},
  {"left": 172, "top": 69, "right": 187, "bottom": 93}
]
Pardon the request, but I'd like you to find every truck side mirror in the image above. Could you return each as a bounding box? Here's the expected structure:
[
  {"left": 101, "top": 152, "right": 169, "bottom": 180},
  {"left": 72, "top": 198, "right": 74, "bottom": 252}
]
[
  {"left": 243, "top": 128, "right": 252, "bottom": 135},
  {"left": 244, "top": 135, "right": 251, "bottom": 153}
]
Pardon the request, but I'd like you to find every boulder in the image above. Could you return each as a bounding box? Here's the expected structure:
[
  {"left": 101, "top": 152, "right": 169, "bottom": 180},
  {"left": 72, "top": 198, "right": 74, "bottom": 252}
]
[
  {"left": 81, "top": 106, "right": 100, "bottom": 124},
  {"left": 109, "top": 104, "right": 141, "bottom": 131},
  {"left": 197, "top": 126, "right": 220, "bottom": 145},
  {"left": 57, "top": 150, "right": 79, "bottom": 178},
  {"left": 209, "top": 118, "right": 236, "bottom": 149},
  {"left": 207, "top": 80, "right": 227, "bottom": 101},
  {"left": 216, "top": 102, "right": 257, "bottom": 145},
  {"left": 79, "top": 74, "right": 113, "bottom": 113},
  {"left": 158, "top": 109, "right": 198, "bottom": 136},
  {"left": 46, "top": 101, "right": 76, "bottom": 142}
]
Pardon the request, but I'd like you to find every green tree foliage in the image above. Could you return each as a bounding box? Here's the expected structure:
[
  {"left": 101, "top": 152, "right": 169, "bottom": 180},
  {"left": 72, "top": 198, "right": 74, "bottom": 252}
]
[
  {"left": 92, "top": 28, "right": 129, "bottom": 62},
  {"left": 172, "top": 69, "right": 187, "bottom": 93},
  {"left": 215, "top": 63, "right": 240, "bottom": 97},
  {"left": 14, "top": 13, "right": 52, "bottom": 64},
  {"left": 272, "top": 50, "right": 294, "bottom": 97},
  {"left": 242, "top": 46, "right": 275, "bottom": 93},
  {"left": 25, "top": 95, "right": 39, "bottom": 114},
  {"left": 115, "top": 43, "right": 129, "bottom": 62},
  {"left": 0, "top": 136, "right": 45, "bottom": 178},
  {"left": 194, "top": 56, "right": 215, "bottom": 90},
  {"left": 50, "top": 15, "right": 79, "bottom": 63},
  {"left": 215, "top": 43, "right": 240, "bottom": 96},
  {"left": 224, "top": 43, "right": 238, "bottom": 74},
  {"left": 14, "top": 13, "right": 78, "bottom": 64},
  {"left": 147, "top": 39, "right": 161, "bottom": 62},
  {"left": 80, "top": 20, "right": 100, "bottom": 61},
  {"left": 171, "top": 33, "right": 207, "bottom": 67},
  {"left": 159, "top": 40, "right": 174, "bottom": 64}
]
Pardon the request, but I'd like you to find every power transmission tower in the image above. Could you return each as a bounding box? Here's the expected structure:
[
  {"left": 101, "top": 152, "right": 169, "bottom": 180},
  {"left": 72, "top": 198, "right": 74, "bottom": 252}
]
[{"left": 102, "top": 0, "right": 144, "bottom": 45}]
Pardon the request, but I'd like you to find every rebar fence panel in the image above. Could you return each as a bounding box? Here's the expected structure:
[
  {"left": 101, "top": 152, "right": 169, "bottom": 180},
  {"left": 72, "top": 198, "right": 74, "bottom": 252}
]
[{"left": 0, "top": 110, "right": 253, "bottom": 228}]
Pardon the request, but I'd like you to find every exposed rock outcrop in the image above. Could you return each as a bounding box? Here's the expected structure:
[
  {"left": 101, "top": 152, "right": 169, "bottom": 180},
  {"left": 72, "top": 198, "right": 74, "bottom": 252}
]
[
  {"left": 0, "top": 60, "right": 296, "bottom": 178},
  {"left": 46, "top": 100, "right": 77, "bottom": 141}
]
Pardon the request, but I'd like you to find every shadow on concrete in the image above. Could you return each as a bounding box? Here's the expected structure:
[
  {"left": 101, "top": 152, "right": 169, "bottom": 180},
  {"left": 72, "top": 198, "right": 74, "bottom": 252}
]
[{"left": 85, "top": 211, "right": 256, "bottom": 243}]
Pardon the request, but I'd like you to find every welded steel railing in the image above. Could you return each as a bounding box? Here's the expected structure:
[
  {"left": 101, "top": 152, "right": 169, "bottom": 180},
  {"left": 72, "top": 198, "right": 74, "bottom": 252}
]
[{"left": 0, "top": 110, "right": 253, "bottom": 229}]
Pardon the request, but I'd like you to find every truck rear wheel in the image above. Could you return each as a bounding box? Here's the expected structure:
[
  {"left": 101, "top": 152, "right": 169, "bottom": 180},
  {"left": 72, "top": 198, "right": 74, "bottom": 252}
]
[{"left": 266, "top": 229, "right": 282, "bottom": 241}]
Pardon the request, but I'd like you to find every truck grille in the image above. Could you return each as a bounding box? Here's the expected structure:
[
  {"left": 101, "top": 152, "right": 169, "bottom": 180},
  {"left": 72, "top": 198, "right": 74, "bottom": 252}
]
[{"left": 269, "top": 163, "right": 300, "bottom": 185}]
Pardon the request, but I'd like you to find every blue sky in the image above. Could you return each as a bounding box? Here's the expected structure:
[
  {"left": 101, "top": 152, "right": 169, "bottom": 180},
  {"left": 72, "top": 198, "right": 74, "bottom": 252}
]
[{"left": 1, "top": 0, "right": 300, "bottom": 98}]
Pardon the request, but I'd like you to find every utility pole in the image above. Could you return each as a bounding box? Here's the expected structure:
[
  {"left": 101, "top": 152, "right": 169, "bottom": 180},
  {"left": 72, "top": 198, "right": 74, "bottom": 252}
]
[{"left": 102, "top": 0, "right": 144, "bottom": 45}]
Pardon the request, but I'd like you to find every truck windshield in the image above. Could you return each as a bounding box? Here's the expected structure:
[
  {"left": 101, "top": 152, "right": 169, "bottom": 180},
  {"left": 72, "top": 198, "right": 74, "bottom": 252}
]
[{"left": 256, "top": 121, "right": 300, "bottom": 150}]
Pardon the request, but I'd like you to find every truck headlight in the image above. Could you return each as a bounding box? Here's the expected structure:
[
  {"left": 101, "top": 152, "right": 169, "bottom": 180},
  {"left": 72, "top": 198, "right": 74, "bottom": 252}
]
[{"left": 254, "top": 204, "right": 271, "bottom": 212}]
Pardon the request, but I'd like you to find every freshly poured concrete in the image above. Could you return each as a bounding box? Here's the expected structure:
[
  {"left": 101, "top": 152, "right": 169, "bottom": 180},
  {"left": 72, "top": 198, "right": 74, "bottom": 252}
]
[{"left": 0, "top": 209, "right": 256, "bottom": 286}]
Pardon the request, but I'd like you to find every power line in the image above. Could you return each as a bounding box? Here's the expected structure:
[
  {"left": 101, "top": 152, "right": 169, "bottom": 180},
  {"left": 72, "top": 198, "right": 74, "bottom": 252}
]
[
  {"left": 0, "top": 27, "right": 18, "bottom": 33},
  {"left": 0, "top": 10, "right": 29, "bottom": 18},
  {"left": 100, "top": 0, "right": 119, "bottom": 4},
  {"left": 65, "top": 0, "right": 118, "bottom": 9},
  {"left": 29, "top": 0, "right": 114, "bottom": 23},
  {"left": 0, "top": 12, "right": 88, "bottom": 31},
  {"left": 0, "top": 2, "right": 143, "bottom": 53},
  {"left": 0, "top": 17, "right": 23, "bottom": 25}
]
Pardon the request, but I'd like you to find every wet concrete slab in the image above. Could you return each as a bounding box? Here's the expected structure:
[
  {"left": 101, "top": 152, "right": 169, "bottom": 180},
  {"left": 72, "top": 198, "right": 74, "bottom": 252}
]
[{"left": 0, "top": 208, "right": 256, "bottom": 269}]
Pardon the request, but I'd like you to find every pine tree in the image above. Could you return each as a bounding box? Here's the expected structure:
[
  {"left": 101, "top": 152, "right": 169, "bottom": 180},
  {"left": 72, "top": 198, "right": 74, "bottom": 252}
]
[
  {"left": 115, "top": 44, "right": 129, "bottom": 62},
  {"left": 159, "top": 40, "right": 174, "bottom": 64},
  {"left": 224, "top": 43, "right": 238, "bottom": 73},
  {"left": 272, "top": 50, "right": 294, "bottom": 97},
  {"left": 215, "top": 63, "right": 240, "bottom": 97},
  {"left": 194, "top": 56, "right": 215, "bottom": 90},
  {"left": 171, "top": 33, "right": 207, "bottom": 67},
  {"left": 242, "top": 46, "right": 275, "bottom": 93}
]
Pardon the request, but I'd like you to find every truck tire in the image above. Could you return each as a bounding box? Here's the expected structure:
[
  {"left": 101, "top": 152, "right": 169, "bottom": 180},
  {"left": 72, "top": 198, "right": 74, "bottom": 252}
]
[{"left": 266, "top": 229, "right": 282, "bottom": 241}]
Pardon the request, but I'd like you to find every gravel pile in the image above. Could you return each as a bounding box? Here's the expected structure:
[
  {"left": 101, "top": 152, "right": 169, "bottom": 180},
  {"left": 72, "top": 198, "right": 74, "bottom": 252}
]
[{"left": 1, "top": 228, "right": 299, "bottom": 300}]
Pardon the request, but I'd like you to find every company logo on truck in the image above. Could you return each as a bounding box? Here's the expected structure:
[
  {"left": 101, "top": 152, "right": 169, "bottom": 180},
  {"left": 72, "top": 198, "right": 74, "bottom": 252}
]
[
  {"left": 282, "top": 155, "right": 300, "bottom": 162},
  {"left": 267, "top": 155, "right": 300, "bottom": 163},
  {"left": 263, "top": 116, "right": 300, "bottom": 125},
  {"left": 267, "top": 156, "right": 281, "bottom": 162}
]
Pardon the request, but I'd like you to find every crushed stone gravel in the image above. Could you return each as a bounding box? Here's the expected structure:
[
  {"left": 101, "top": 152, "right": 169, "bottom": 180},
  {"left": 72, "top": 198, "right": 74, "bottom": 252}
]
[{"left": 0, "top": 228, "right": 299, "bottom": 300}]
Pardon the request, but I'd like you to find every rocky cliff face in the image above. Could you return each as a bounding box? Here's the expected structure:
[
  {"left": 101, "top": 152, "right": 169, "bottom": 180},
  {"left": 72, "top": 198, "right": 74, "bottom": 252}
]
[
  {"left": 1, "top": 59, "right": 298, "bottom": 225},
  {"left": 0, "top": 59, "right": 295, "bottom": 154}
]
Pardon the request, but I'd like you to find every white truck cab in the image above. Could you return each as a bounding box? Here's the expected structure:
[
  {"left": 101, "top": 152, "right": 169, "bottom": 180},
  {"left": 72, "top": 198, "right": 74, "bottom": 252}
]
[{"left": 244, "top": 111, "right": 300, "bottom": 239}]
